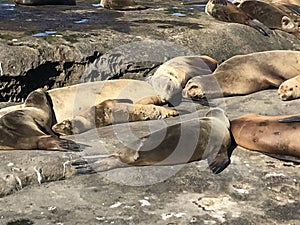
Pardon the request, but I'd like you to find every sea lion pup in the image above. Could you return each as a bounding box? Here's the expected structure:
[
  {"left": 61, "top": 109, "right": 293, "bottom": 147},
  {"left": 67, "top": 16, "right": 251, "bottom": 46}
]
[
  {"left": 100, "top": 0, "right": 146, "bottom": 10},
  {"left": 147, "top": 55, "right": 218, "bottom": 105},
  {"left": 52, "top": 99, "right": 179, "bottom": 135},
  {"left": 231, "top": 113, "right": 300, "bottom": 162},
  {"left": 0, "top": 89, "right": 80, "bottom": 151},
  {"left": 183, "top": 50, "right": 300, "bottom": 101},
  {"left": 238, "top": 0, "right": 300, "bottom": 37},
  {"left": 13, "top": 0, "right": 76, "bottom": 5},
  {"left": 205, "top": 0, "right": 271, "bottom": 36},
  {"left": 72, "top": 108, "right": 236, "bottom": 174}
]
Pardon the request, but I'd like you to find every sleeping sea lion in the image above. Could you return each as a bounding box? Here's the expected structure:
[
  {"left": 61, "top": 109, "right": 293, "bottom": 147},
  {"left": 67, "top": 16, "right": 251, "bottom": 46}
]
[
  {"left": 231, "top": 113, "right": 300, "bottom": 162},
  {"left": 183, "top": 50, "right": 300, "bottom": 101},
  {"left": 0, "top": 89, "right": 80, "bottom": 151},
  {"left": 72, "top": 108, "right": 236, "bottom": 174},
  {"left": 148, "top": 55, "right": 218, "bottom": 105},
  {"left": 205, "top": 0, "right": 271, "bottom": 35}
]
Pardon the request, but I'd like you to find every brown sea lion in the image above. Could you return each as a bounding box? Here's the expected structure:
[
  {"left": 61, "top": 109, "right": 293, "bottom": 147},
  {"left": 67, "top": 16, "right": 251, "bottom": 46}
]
[
  {"left": 183, "top": 50, "right": 300, "bottom": 101},
  {"left": 52, "top": 99, "right": 179, "bottom": 135},
  {"left": 148, "top": 55, "right": 218, "bottom": 105},
  {"left": 72, "top": 108, "right": 236, "bottom": 174},
  {"left": 100, "top": 0, "right": 146, "bottom": 10},
  {"left": 231, "top": 113, "right": 300, "bottom": 162},
  {"left": 0, "top": 89, "right": 80, "bottom": 151},
  {"left": 205, "top": 0, "right": 271, "bottom": 35},
  {"left": 238, "top": 0, "right": 300, "bottom": 37},
  {"left": 13, "top": 0, "right": 76, "bottom": 5}
]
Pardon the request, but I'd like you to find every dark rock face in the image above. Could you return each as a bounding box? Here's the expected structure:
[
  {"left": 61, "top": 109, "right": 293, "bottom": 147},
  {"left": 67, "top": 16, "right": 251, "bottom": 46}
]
[
  {"left": 0, "top": 0, "right": 299, "bottom": 224},
  {"left": 0, "top": 0, "right": 299, "bottom": 101}
]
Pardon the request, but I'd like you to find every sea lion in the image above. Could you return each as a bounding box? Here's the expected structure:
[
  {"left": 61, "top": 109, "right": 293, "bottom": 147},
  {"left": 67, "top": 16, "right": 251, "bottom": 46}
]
[
  {"left": 13, "top": 0, "right": 76, "bottom": 5},
  {"left": 238, "top": 0, "right": 300, "bottom": 37},
  {"left": 0, "top": 79, "right": 180, "bottom": 148},
  {"left": 52, "top": 99, "right": 179, "bottom": 135},
  {"left": 100, "top": 0, "right": 146, "bottom": 10},
  {"left": 72, "top": 108, "right": 236, "bottom": 174},
  {"left": 231, "top": 113, "right": 300, "bottom": 162},
  {"left": 205, "top": 0, "right": 271, "bottom": 35},
  {"left": 148, "top": 55, "right": 218, "bottom": 105},
  {"left": 0, "top": 88, "right": 80, "bottom": 151},
  {"left": 183, "top": 50, "right": 300, "bottom": 101}
]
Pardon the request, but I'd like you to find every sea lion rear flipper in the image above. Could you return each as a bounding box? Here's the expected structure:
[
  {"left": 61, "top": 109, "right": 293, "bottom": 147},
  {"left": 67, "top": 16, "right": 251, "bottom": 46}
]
[
  {"left": 263, "top": 153, "right": 300, "bottom": 163},
  {"left": 278, "top": 115, "right": 300, "bottom": 123}
]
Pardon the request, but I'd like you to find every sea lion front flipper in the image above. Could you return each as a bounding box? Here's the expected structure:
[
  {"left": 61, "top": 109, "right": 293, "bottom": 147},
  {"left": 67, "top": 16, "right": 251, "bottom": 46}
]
[
  {"left": 248, "top": 19, "right": 272, "bottom": 36},
  {"left": 207, "top": 146, "right": 231, "bottom": 174},
  {"left": 37, "top": 136, "right": 83, "bottom": 152},
  {"left": 278, "top": 115, "right": 300, "bottom": 123}
]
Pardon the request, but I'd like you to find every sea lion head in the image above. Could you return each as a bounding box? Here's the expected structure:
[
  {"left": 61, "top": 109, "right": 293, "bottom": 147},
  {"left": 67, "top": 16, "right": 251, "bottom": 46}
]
[
  {"left": 148, "top": 74, "right": 182, "bottom": 105},
  {"left": 52, "top": 119, "right": 75, "bottom": 136},
  {"left": 278, "top": 79, "right": 300, "bottom": 100},
  {"left": 182, "top": 78, "right": 205, "bottom": 99}
]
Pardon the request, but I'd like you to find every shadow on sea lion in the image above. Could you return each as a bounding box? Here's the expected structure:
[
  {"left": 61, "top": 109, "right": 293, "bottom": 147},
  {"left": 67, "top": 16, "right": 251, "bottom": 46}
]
[
  {"left": 72, "top": 108, "right": 237, "bottom": 175},
  {"left": 231, "top": 113, "right": 300, "bottom": 163}
]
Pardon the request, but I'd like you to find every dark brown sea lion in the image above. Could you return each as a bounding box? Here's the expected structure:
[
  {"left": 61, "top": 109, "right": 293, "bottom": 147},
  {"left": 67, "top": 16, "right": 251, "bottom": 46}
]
[
  {"left": 13, "top": 0, "right": 76, "bottom": 5},
  {"left": 238, "top": 0, "right": 300, "bottom": 37},
  {"left": 100, "top": 0, "right": 146, "bottom": 10},
  {"left": 183, "top": 50, "right": 300, "bottom": 101},
  {"left": 0, "top": 89, "right": 80, "bottom": 151},
  {"left": 205, "top": 0, "right": 271, "bottom": 35},
  {"left": 231, "top": 113, "right": 300, "bottom": 162},
  {"left": 73, "top": 108, "right": 236, "bottom": 174}
]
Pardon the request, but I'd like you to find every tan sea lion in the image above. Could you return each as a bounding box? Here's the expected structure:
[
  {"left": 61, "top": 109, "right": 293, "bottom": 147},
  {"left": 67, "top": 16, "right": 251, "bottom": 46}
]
[
  {"left": 52, "top": 99, "right": 179, "bottom": 135},
  {"left": 0, "top": 89, "right": 81, "bottom": 151},
  {"left": 100, "top": 0, "right": 146, "bottom": 10},
  {"left": 148, "top": 55, "right": 218, "bottom": 105},
  {"left": 73, "top": 108, "right": 236, "bottom": 174},
  {"left": 183, "top": 50, "right": 300, "bottom": 101},
  {"left": 231, "top": 113, "right": 300, "bottom": 162},
  {"left": 205, "top": 0, "right": 271, "bottom": 35},
  {"left": 0, "top": 79, "right": 180, "bottom": 148}
]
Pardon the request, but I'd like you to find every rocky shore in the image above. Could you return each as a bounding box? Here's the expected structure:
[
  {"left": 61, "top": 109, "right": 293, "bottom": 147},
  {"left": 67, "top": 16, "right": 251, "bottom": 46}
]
[{"left": 0, "top": 0, "right": 299, "bottom": 224}]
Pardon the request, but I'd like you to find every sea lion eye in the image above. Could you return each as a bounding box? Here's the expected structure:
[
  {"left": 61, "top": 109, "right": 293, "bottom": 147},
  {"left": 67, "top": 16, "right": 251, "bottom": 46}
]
[{"left": 289, "top": 88, "right": 293, "bottom": 91}]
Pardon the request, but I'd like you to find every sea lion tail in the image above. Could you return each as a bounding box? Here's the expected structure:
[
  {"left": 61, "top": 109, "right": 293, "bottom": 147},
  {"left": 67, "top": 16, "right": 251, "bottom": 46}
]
[{"left": 249, "top": 19, "right": 272, "bottom": 36}]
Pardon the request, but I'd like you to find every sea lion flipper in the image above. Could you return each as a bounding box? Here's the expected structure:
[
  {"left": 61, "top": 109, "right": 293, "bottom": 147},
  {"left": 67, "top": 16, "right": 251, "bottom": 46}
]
[
  {"left": 278, "top": 116, "right": 300, "bottom": 123},
  {"left": 263, "top": 153, "right": 300, "bottom": 163},
  {"left": 72, "top": 156, "right": 127, "bottom": 174},
  {"left": 207, "top": 149, "right": 231, "bottom": 174},
  {"left": 37, "top": 136, "right": 83, "bottom": 151}
]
